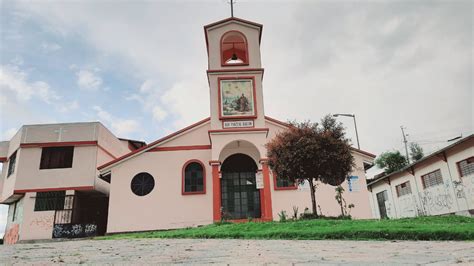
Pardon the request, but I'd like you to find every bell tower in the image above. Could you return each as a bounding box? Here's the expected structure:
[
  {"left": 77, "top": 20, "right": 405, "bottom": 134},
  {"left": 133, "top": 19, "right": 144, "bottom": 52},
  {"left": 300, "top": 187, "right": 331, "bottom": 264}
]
[
  {"left": 204, "top": 17, "right": 265, "bottom": 130},
  {"left": 204, "top": 17, "right": 273, "bottom": 222}
]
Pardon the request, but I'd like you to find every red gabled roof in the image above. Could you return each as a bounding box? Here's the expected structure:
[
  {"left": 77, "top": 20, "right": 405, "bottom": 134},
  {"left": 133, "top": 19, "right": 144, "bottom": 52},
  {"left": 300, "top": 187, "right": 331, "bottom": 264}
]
[{"left": 98, "top": 117, "right": 211, "bottom": 170}]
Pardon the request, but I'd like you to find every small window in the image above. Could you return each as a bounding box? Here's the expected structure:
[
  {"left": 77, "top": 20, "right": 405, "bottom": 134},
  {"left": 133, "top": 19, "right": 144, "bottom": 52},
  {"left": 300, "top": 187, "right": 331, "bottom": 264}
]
[
  {"left": 34, "top": 191, "right": 66, "bottom": 211},
  {"left": 421, "top": 169, "right": 443, "bottom": 189},
  {"left": 183, "top": 161, "right": 205, "bottom": 194},
  {"left": 131, "top": 172, "right": 155, "bottom": 196},
  {"left": 221, "top": 31, "right": 248, "bottom": 66},
  {"left": 457, "top": 157, "right": 474, "bottom": 177},
  {"left": 7, "top": 151, "right": 17, "bottom": 177},
  {"left": 274, "top": 174, "right": 296, "bottom": 190},
  {"left": 40, "top": 146, "right": 74, "bottom": 169},
  {"left": 396, "top": 181, "right": 412, "bottom": 197}
]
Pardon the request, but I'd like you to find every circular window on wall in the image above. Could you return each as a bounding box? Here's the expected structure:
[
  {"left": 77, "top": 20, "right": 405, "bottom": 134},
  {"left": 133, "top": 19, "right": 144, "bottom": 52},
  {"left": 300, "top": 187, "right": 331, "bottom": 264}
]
[{"left": 130, "top": 172, "right": 155, "bottom": 196}]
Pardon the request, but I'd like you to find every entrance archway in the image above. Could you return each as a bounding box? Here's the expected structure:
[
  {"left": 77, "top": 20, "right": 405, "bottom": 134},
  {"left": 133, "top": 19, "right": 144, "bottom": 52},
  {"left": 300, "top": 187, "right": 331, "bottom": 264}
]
[{"left": 221, "top": 153, "right": 261, "bottom": 219}]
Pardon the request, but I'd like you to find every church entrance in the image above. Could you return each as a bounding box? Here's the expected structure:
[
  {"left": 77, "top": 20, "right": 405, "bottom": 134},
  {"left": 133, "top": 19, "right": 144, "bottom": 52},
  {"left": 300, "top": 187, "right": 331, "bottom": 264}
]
[{"left": 221, "top": 153, "right": 261, "bottom": 219}]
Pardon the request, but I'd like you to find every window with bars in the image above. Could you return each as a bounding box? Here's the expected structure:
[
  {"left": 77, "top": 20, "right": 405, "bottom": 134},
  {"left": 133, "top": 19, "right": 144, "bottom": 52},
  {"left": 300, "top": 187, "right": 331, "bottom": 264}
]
[
  {"left": 396, "top": 181, "right": 412, "bottom": 197},
  {"left": 40, "top": 146, "right": 74, "bottom": 169},
  {"left": 421, "top": 169, "right": 444, "bottom": 189},
  {"left": 457, "top": 157, "right": 474, "bottom": 177},
  {"left": 183, "top": 162, "right": 205, "bottom": 194},
  {"left": 34, "top": 191, "right": 66, "bottom": 211},
  {"left": 274, "top": 175, "right": 296, "bottom": 189},
  {"left": 7, "top": 151, "right": 17, "bottom": 177}
]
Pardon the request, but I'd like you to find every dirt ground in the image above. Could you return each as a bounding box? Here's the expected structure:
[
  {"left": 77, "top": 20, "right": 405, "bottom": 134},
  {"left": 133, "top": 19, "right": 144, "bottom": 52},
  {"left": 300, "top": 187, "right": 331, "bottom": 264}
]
[{"left": 1, "top": 238, "right": 473, "bottom": 265}]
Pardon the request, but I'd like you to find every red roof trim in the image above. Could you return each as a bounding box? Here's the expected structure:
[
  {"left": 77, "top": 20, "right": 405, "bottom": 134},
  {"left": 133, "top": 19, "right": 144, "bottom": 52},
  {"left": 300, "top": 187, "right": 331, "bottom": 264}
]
[
  {"left": 20, "top": 141, "right": 97, "bottom": 148},
  {"left": 148, "top": 145, "right": 212, "bottom": 152},
  {"left": 204, "top": 17, "right": 263, "bottom": 32},
  {"left": 98, "top": 117, "right": 211, "bottom": 170},
  {"left": 204, "top": 17, "right": 263, "bottom": 56},
  {"left": 264, "top": 116, "right": 291, "bottom": 128},
  {"left": 14, "top": 186, "right": 94, "bottom": 194}
]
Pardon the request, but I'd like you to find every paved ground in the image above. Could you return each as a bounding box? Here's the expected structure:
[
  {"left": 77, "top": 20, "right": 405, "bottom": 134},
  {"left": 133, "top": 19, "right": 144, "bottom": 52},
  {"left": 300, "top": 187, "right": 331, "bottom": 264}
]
[{"left": 1, "top": 238, "right": 473, "bottom": 265}]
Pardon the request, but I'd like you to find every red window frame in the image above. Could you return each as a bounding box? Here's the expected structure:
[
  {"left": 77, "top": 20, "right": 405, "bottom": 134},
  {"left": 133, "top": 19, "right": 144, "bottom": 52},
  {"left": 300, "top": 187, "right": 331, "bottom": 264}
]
[
  {"left": 181, "top": 159, "right": 206, "bottom": 195},
  {"left": 273, "top": 172, "right": 297, "bottom": 191}
]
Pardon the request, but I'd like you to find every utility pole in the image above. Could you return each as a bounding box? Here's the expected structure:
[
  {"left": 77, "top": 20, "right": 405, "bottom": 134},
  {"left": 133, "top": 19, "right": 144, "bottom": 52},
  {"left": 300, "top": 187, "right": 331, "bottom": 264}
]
[{"left": 400, "top": 126, "right": 410, "bottom": 164}]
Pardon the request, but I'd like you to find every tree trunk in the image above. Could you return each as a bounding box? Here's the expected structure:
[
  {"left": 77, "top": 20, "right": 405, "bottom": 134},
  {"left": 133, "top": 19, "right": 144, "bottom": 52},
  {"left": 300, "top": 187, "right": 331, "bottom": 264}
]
[{"left": 308, "top": 178, "right": 318, "bottom": 216}]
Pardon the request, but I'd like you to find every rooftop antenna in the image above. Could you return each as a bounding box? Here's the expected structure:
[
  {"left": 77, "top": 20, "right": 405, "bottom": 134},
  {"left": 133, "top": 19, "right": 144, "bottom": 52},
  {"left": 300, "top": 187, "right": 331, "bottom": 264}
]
[{"left": 228, "top": 0, "right": 235, "bottom": 17}]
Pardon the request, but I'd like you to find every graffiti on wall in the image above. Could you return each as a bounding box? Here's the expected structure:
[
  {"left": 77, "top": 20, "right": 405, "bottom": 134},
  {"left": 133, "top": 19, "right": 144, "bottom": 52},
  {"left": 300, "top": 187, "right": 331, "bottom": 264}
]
[
  {"left": 419, "top": 190, "right": 454, "bottom": 213},
  {"left": 53, "top": 223, "right": 98, "bottom": 238},
  {"left": 4, "top": 224, "right": 20, "bottom": 245}
]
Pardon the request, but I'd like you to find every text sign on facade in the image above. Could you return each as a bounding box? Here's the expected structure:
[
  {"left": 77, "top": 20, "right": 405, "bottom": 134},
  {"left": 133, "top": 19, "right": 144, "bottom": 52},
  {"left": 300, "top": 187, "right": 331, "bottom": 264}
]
[
  {"left": 256, "top": 171, "right": 264, "bottom": 189},
  {"left": 223, "top": 120, "right": 254, "bottom": 129}
]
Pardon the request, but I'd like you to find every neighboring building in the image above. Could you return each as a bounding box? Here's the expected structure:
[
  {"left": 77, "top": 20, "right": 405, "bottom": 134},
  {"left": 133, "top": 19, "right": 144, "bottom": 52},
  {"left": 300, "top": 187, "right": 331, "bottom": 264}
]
[
  {"left": 0, "top": 122, "right": 143, "bottom": 244},
  {"left": 367, "top": 134, "right": 473, "bottom": 219},
  {"left": 97, "top": 17, "right": 376, "bottom": 234}
]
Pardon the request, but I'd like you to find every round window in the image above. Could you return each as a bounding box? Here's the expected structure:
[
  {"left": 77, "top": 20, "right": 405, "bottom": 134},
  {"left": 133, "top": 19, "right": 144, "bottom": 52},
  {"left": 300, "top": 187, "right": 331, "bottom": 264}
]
[{"left": 130, "top": 172, "right": 155, "bottom": 196}]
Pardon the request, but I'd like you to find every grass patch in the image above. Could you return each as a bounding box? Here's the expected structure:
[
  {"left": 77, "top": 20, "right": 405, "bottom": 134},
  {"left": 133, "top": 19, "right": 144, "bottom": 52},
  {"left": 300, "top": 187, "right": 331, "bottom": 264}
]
[{"left": 97, "top": 216, "right": 474, "bottom": 241}]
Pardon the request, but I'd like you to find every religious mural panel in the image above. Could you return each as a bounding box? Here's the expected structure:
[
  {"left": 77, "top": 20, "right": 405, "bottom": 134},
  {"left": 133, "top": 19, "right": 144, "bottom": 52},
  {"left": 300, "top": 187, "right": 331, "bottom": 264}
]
[{"left": 220, "top": 79, "right": 255, "bottom": 118}]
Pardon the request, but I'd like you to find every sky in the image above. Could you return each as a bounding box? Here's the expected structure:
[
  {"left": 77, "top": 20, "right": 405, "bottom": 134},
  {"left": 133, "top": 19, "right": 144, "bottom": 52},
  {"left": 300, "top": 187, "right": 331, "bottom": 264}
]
[{"left": 0, "top": 0, "right": 472, "bottom": 237}]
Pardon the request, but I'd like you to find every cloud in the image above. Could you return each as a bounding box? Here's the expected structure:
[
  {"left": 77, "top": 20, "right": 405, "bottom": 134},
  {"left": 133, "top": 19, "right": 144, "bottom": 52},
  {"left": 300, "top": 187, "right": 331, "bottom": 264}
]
[
  {"left": 0, "top": 64, "right": 60, "bottom": 103},
  {"left": 57, "top": 100, "right": 79, "bottom": 113},
  {"left": 152, "top": 106, "right": 167, "bottom": 122},
  {"left": 8, "top": 1, "right": 472, "bottom": 155},
  {"left": 41, "top": 42, "right": 61, "bottom": 52},
  {"left": 93, "top": 106, "right": 139, "bottom": 137},
  {"left": 76, "top": 69, "right": 103, "bottom": 91}
]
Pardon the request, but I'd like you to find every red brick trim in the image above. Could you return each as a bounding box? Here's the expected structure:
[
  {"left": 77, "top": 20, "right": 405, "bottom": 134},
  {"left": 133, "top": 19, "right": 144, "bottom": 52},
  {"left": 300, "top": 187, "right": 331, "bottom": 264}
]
[
  {"left": 98, "top": 117, "right": 211, "bottom": 170},
  {"left": 14, "top": 186, "right": 94, "bottom": 194},
  {"left": 20, "top": 141, "right": 97, "bottom": 148},
  {"left": 0, "top": 157, "right": 7, "bottom": 162},
  {"left": 182, "top": 159, "right": 207, "bottom": 195},
  {"left": 148, "top": 145, "right": 211, "bottom": 152}
]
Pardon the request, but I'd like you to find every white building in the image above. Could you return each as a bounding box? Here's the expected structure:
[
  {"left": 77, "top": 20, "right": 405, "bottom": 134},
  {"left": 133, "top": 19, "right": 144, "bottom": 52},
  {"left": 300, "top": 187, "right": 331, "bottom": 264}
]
[{"left": 367, "top": 134, "right": 473, "bottom": 219}]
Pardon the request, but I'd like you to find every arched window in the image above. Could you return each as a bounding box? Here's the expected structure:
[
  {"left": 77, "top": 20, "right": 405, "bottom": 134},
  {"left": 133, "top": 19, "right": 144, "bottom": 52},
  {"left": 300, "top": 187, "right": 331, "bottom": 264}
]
[
  {"left": 182, "top": 160, "right": 206, "bottom": 195},
  {"left": 131, "top": 172, "right": 155, "bottom": 196},
  {"left": 221, "top": 31, "right": 249, "bottom": 66}
]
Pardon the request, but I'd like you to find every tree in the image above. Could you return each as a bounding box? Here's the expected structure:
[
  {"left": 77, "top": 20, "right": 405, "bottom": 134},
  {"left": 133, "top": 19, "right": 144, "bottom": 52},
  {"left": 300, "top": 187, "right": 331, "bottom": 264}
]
[
  {"left": 375, "top": 151, "right": 408, "bottom": 174},
  {"left": 266, "top": 115, "right": 354, "bottom": 217},
  {"left": 409, "top": 142, "right": 424, "bottom": 162}
]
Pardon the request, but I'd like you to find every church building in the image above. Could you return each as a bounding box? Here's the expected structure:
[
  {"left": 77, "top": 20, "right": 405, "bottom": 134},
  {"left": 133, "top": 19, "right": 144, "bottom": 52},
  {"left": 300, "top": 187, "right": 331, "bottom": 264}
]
[
  {"left": 98, "top": 17, "right": 376, "bottom": 234},
  {"left": 1, "top": 16, "right": 377, "bottom": 243}
]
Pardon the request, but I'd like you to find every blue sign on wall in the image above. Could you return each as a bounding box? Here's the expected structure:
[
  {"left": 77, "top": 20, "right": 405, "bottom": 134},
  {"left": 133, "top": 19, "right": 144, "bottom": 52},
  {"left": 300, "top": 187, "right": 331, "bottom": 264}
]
[{"left": 348, "top": 176, "right": 359, "bottom": 192}]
